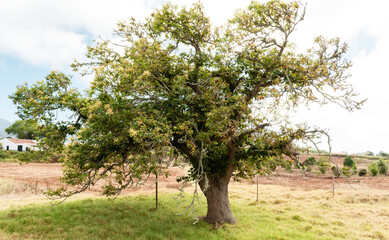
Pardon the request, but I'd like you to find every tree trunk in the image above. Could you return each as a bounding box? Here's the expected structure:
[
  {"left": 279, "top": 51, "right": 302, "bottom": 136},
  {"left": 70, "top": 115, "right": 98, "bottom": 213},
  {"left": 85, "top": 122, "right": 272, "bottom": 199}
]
[
  {"left": 199, "top": 141, "right": 238, "bottom": 224},
  {"left": 199, "top": 160, "right": 237, "bottom": 224},
  {"left": 202, "top": 177, "right": 236, "bottom": 224}
]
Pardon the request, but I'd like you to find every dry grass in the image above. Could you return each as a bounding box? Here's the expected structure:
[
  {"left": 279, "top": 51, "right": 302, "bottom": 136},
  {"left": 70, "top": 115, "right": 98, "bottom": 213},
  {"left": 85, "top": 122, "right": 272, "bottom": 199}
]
[
  {"left": 0, "top": 178, "right": 45, "bottom": 195},
  {"left": 0, "top": 179, "right": 388, "bottom": 239},
  {"left": 0, "top": 178, "right": 59, "bottom": 211},
  {"left": 228, "top": 182, "right": 389, "bottom": 239}
]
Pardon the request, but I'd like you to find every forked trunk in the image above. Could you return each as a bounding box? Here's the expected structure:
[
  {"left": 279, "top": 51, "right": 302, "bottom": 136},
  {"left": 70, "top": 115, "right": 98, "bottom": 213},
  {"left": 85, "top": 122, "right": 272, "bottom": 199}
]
[{"left": 199, "top": 171, "right": 237, "bottom": 224}]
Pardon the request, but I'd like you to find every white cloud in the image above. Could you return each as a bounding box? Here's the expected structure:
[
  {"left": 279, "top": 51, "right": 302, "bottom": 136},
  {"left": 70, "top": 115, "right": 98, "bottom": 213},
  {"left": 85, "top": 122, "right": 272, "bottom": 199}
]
[
  {"left": 0, "top": 0, "right": 159, "bottom": 69},
  {"left": 0, "top": 24, "right": 87, "bottom": 69}
]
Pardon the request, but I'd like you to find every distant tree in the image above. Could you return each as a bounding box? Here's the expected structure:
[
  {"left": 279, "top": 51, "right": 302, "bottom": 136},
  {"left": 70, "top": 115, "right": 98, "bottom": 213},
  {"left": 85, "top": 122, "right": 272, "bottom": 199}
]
[
  {"left": 5, "top": 120, "right": 40, "bottom": 139},
  {"left": 10, "top": 1, "right": 363, "bottom": 224},
  {"left": 343, "top": 156, "right": 355, "bottom": 168},
  {"left": 341, "top": 166, "right": 352, "bottom": 177},
  {"left": 309, "top": 148, "right": 329, "bottom": 154},
  {"left": 378, "top": 151, "right": 389, "bottom": 157},
  {"left": 304, "top": 156, "right": 316, "bottom": 166},
  {"left": 368, "top": 163, "right": 379, "bottom": 176},
  {"left": 318, "top": 157, "right": 330, "bottom": 174},
  {"left": 331, "top": 166, "right": 341, "bottom": 177},
  {"left": 366, "top": 151, "right": 374, "bottom": 156},
  {"left": 377, "top": 159, "right": 388, "bottom": 175}
]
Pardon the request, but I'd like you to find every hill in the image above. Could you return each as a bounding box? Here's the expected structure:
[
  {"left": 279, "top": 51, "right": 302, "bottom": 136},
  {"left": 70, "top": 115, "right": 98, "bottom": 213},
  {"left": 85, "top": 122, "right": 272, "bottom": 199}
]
[{"left": 0, "top": 118, "right": 12, "bottom": 138}]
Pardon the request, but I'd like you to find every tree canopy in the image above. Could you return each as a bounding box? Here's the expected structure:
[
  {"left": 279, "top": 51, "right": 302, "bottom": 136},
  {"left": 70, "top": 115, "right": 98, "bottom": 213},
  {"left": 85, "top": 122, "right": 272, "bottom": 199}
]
[
  {"left": 11, "top": 1, "right": 363, "bottom": 224},
  {"left": 343, "top": 155, "right": 355, "bottom": 168},
  {"left": 5, "top": 119, "right": 40, "bottom": 140}
]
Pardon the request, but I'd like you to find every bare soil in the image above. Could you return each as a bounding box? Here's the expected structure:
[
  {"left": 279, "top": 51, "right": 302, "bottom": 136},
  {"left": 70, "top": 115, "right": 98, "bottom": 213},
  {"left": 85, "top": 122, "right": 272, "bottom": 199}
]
[
  {"left": 257, "top": 154, "right": 389, "bottom": 191},
  {"left": 0, "top": 155, "right": 388, "bottom": 209},
  {"left": 0, "top": 163, "right": 189, "bottom": 194}
]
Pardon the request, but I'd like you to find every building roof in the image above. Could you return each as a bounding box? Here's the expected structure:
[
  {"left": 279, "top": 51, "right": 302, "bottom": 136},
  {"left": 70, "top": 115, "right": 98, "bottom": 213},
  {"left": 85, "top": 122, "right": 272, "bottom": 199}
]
[{"left": 3, "top": 138, "right": 36, "bottom": 144}]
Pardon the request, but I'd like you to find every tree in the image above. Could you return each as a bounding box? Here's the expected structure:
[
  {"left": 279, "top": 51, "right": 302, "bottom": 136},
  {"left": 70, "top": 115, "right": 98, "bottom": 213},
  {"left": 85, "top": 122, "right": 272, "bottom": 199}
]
[
  {"left": 331, "top": 166, "right": 341, "bottom": 178},
  {"left": 10, "top": 1, "right": 363, "bottom": 224},
  {"left": 343, "top": 155, "right": 355, "bottom": 168},
  {"left": 378, "top": 151, "right": 389, "bottom": 157},
  {"left": 368, "top": 162, "right": 379, "bottom": 176},
  {"left": 5, "top": 119, "right": 40, "bottom": 139},
  {"left": 366, "top": 151, "right": 374, "bottom": 156},
  {"left": 318, "top": 159, "right": 330, "bottom": 174},
  {"left": 304, "top": 156, "right": 316, "bottom": 166},
  {"left": 377, "top": 159, "right": 388, "bottom": 175}
]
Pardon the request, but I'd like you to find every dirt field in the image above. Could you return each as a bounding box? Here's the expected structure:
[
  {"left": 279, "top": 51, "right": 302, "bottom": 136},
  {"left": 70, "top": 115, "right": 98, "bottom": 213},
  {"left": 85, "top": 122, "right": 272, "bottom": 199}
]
[{"left": 0, "top": 155, "right": 388, "bottom": 209}]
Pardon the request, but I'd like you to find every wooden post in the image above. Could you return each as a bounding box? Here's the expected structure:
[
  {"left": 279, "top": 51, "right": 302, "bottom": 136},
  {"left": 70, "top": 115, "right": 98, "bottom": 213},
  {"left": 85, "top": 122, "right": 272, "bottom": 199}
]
[
  {"left": 35, "top": 179, "right": 38, "bottom": 195},
  {"left": 155, "top": 172, "right": 158, "bottom": 210},
  {"left": 256, "top": 175, "right": 259, "bottom": 202},
  {"left": 332, "top": 174, "right": 335, "bottom": 197}
]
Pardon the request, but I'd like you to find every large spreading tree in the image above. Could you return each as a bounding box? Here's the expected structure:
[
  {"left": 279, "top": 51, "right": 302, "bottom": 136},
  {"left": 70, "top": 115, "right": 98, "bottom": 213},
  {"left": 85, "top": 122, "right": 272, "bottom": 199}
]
[{"left": 11, "top": 1, "right": 363, "bottom": 224}]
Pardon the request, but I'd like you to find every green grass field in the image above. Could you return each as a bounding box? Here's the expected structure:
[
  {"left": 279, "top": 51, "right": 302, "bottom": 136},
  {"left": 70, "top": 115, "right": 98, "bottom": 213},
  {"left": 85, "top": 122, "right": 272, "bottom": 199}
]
[{"left": 1, "top": 184, "right": 388, "bottom": 240}]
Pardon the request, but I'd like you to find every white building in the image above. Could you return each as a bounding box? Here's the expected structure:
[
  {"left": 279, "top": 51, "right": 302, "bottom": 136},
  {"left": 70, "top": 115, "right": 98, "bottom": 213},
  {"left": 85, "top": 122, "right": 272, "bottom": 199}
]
[{"left": 0, "top": 138, "right": 37, "bottom": 152}]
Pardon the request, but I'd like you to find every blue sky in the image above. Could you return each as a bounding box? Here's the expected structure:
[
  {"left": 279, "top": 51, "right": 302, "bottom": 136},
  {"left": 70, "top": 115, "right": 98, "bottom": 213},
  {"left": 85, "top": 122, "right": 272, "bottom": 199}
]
[{"left": 0, "top": 0, "right": 388, "bottom": 154}]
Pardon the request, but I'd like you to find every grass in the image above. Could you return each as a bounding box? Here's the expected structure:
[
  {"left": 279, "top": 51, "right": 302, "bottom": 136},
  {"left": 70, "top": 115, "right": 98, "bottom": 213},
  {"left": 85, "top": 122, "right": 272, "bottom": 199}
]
[
  {"left": 0, "top": 179, "right": 43, "bottom": 195},
  {"left": 1, "top": 183, "right": 389, "bottom": 240}
]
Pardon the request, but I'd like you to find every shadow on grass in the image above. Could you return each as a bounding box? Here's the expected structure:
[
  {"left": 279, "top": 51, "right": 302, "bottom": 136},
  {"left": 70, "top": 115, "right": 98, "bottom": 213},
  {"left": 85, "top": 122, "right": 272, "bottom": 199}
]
[
  {"left": 0, "top": 194, "right": 344, "bottom": 240},
  {"left": 0, "top": 195, "right": 229, "bottom": 240}
]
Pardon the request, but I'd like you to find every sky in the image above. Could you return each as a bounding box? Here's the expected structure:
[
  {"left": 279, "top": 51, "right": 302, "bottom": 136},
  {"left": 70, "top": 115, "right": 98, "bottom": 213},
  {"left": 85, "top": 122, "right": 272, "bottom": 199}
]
[{"left": 0, "top": 0, "right": 388, "bottom": 154}]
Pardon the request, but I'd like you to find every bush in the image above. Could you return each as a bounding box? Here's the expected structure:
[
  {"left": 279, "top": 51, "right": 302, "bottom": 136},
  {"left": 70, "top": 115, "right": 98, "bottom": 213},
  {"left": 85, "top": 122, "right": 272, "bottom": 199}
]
[
  {"left": 0, "top": 149, "right": 57, "bottom": 163},
  {"left": 368, "top": 163, "right": 379, "bottom": 176},
  {"left": 352, "top": 164, "right": 358, "bottom": 175},
  {"left": 343, "top": 156, "right": 355, "bottom": 168},
  {"left": 331, "top": 166, "right": 341, "bottom": 177},
  {"left": 318, "top": 160, "right": 330, "bottom": 174},
  {"left": 0, "top": 150, "right": 22, "bottom": 162},
  {"left": 284, "top": 163, "right": 293, "bottom": 173},
  {"left": 304, "top": 156, "right": 316, "bottom": 166},
  {"left": 0, "top": 150, "right": 7, "bottom": 160},
  {"left": 358, "top": 169, "right": 367, "bottom": 176},
  {"left": 306, "top": 166, "right": 312, "bottom": 172},
  {"left": 377, "top": 159, "right": 388, "bottom": 175},
  {"left": 341, "top": 166, "right": 352, "bottom": 177}
]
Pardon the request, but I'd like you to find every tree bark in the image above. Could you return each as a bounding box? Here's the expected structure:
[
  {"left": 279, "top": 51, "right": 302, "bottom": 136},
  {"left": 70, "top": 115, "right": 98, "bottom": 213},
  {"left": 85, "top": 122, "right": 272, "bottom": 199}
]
[
  {"left": 199, "top": 163, "right": 237, "bottom": 224},
  {"left": 198, "top": 141, "right": 238, "bottom": 224},
  {"left": 202, "top": 178, "right": 236, "bottom": 224}
]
